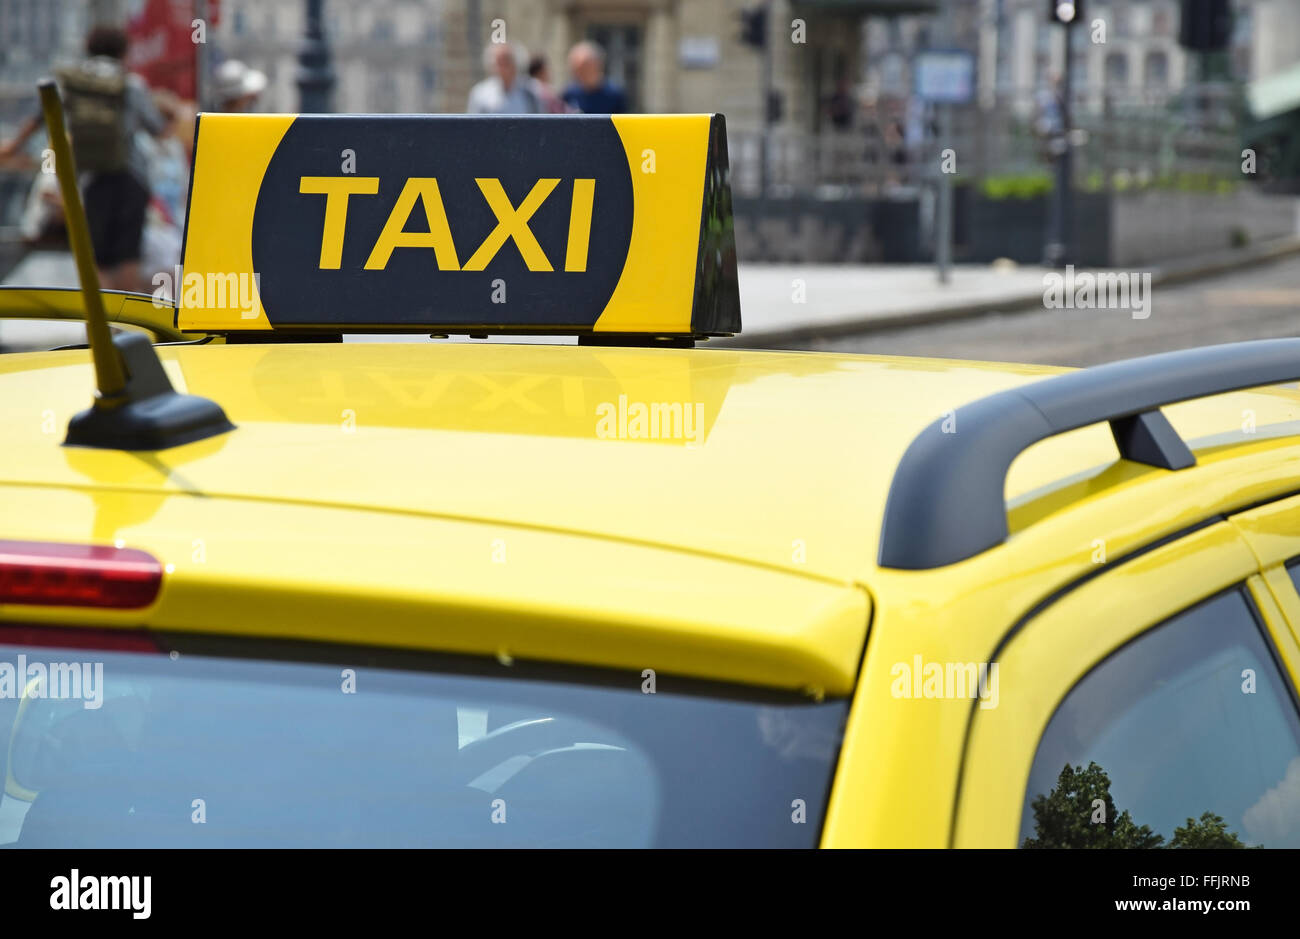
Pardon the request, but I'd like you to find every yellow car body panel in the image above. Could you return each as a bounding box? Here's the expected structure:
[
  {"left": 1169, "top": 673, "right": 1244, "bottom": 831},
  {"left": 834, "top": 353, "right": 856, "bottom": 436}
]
[
  {"left": 4, "top": 340, "right": 1300, "bottom": 846},
  {"left": 0, "top": 483, "right": 869, "bottom": 695},
  {"left": 951, "top": 522, "right": 1259, "bottom": 847},
  {"left": 5, "top": 342, "right": 1298, "bottom": 584}
]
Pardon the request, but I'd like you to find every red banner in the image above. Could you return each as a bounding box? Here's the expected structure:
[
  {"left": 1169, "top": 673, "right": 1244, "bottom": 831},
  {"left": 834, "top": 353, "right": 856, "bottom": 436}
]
[{"left": 126, "top": 0, "right": 221, "bottom": 101}]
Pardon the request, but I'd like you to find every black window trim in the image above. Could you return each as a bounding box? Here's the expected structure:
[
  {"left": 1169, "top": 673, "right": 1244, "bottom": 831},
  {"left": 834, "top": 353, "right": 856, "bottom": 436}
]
[{"left": 0, "top": 621, "right": 841, "bottom": 708}]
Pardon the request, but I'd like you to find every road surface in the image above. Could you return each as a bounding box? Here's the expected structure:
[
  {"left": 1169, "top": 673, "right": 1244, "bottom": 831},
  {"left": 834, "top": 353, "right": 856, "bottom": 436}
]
[{"left": 781, "top": 255, "right": 1300, "bottom": 367}]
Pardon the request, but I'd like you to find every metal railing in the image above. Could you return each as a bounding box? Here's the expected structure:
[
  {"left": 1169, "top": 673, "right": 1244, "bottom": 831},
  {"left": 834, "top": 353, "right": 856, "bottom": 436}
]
[{"left": 729, "top": 86, "right": 1245, "bottom": 198}]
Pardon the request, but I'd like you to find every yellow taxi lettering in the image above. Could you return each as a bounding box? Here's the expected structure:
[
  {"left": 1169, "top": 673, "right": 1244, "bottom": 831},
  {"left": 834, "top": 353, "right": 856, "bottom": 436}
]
[
  {"left": 463, "top": 177, "right": 560, "bottom": 272},
  {"left": 299, "top": 176, "right": 380, "bottom": 269},
  {"left": 304, "top": 175, "right": 599, "bottom": 275},
  {"left": 564, "top": 178, "right": 596, "bottom": 272},
  {"left": 363, "top": 177, "right": 462, "bottom": 272}
]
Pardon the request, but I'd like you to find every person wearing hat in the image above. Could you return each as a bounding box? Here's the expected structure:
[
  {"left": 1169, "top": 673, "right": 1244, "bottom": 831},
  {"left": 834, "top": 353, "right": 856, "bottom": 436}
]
[{"left": 214, "top": 60, "right": 267, "bottom": 113}]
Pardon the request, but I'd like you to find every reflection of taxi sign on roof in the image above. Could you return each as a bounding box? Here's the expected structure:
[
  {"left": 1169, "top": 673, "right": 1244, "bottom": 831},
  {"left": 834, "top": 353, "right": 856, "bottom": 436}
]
[{"left": 180, "top": 113, "right": 740, "bottom": 339}]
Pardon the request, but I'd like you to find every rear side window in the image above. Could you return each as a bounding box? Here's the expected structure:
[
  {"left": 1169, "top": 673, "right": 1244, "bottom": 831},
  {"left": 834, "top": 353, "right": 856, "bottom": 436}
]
[
  {"left": 0, "top": 628, "right": 846, "bottom": 848},
  {"left": 1020, "top": 589, "right": 1300, "bottom": 848}
]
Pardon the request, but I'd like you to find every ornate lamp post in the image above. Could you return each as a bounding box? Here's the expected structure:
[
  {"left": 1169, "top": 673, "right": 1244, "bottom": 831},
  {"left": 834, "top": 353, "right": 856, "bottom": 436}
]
[{"left": 297, "top": 0, "right": 335, "bottom": 113}]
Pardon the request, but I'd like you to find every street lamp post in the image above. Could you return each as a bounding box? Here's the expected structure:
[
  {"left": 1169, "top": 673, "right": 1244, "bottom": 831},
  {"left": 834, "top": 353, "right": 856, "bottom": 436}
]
[
  {"left": 935, "top": 0, "right": 955, "bottom": 284},
  {"left": 1046, "top": 0, "right": 1079, "bottom": 267},
  {"left": 739, "top": 3, "right": 773, "bottom": 198},
  {"left": 297, "top": 0, "right": 335, "bottom": 113}
]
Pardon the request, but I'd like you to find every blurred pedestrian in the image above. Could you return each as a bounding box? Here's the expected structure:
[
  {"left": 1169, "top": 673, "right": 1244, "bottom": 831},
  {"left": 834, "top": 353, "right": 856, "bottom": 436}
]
[
  {"left": 528, "top": 55, "right": 567, "bottom": 114},
  {"left": 18, "top": 171, "right": 65, "bottom": 248},
  {"left": 214, "top": 60, "right": 267, "bottom": 113},
  {"left": 563, "top": 41, "right": 627, "bottom": 114},
  {"left": 883, "top": 118, "right": 907, "bottom": 186},
  {"left": 0, "top": 114, "right": 41, "bottom": 166},
  {"left": 467, "top": 42, "right": 539, "bottom": 114},
  {"left": 142, "top": 89, "right": 188, "bottom": 225},
  {"left": 826, "top": 76, "right": 854, "bottom": 131},
  {"left": 1034, "top": 72, "right": 1067, "bottom": 163},
  {"left": 53, "top": 25, "right": 167, "bottom": 292},
  {"left": 138, "top": 89, "right": 190, "bottom": 289},
  {"left": 0, "top": 106, "right": 59, "bottom": 245}
]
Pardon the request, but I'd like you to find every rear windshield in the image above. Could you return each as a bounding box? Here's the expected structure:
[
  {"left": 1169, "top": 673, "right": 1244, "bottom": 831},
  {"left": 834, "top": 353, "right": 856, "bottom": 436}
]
[{"left": 0, "top": 628, "right": 847, "bottom": 848}]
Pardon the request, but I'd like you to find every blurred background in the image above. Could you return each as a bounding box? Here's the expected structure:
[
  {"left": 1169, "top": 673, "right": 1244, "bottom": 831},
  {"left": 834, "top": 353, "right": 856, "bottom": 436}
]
[{"left": 1, "top": 0, "right": 1298, "bottom": 363}]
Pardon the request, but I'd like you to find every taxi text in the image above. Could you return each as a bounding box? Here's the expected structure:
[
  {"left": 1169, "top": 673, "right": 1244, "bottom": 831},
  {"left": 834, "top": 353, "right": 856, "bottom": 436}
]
[{"left": 298, "top": 176, "right": 596, "bottom": 273}]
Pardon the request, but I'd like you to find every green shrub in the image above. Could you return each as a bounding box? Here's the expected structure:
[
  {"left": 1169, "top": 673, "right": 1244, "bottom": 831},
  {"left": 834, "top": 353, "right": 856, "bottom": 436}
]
[{"left": 980, "top": 173, "right": 1054, "bottom": 200}]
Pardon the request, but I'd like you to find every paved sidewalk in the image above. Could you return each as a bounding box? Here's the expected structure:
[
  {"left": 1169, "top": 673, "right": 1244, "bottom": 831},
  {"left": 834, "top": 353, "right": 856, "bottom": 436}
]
[
  {"left": 724, "top": 235, "right": 1300, "bottom": 346},
  {"left": 733, "top": 263, "right": 1050, "bottom": 345},
  {"left": 6, "top": 236, "right": 1300, "bottom": 351}
]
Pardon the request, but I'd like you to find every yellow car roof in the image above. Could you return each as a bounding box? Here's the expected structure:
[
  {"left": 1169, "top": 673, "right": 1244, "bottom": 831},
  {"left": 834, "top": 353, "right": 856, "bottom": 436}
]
[
  {"left": 2, "top": 342, "right": 1053, "bottom": 585},
  {"left": 4, "top": 340, "right": 1299, "bottom": 585},
  {"left": 3, "top": 340, "right": 1300, "bottom": 697}
]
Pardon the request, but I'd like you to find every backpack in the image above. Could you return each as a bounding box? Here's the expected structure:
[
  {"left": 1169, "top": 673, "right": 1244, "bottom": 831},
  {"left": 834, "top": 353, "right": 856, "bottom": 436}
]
[{"left": 54, "top": 60, "right": 129, "bottom": 174}]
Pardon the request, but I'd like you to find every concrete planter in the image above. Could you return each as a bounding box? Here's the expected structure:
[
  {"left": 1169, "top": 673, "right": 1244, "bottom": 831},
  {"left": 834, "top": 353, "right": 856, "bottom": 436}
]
[
  {"left": 731, "top": 187, "right": 1297, "bottom": 267},
  {"left": 1108, "top": 189, "right": 1297, "bottom": 266},
  {"left": 959, "top": 191, "right": 1111, "bottom": 266},
  {"left": 960, "top": 187, "right": 1296, "bottom": 268},
  {"left": 732, "top": 194, "right": 923, "bottom": 264}
]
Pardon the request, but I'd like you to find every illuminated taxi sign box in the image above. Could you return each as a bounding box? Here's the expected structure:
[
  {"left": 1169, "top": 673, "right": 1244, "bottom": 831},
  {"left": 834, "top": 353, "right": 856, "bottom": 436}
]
[{"left": 180, "top": 113, "right": 740, "bottom": 338}]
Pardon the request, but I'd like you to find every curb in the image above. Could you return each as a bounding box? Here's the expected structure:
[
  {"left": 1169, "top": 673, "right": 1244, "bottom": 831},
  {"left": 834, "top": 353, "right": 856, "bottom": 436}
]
[
  {"left": 1150, "top": 235, "right": 1300, "bottom": 288},
  {"left": 719, "top": 235, "right": 1300, "bottom": 348}
]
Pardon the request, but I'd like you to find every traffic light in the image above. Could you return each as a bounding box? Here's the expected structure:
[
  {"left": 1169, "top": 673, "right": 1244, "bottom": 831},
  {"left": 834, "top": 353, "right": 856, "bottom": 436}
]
[
  {"left": 1048, "top": 0, "right": 1084, "bottom": 25},
  {"left": 739, "top": 6, "right": 767, "bottom": 49},
  {"left": 1180, "top": 0, "right": 1233, "bottom": 52}
]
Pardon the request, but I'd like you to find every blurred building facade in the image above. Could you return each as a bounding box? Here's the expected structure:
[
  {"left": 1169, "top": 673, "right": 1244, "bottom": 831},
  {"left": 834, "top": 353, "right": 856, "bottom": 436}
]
[
  {"left": 1, "top": 2, "right": 1295, "bottom": 120},
  {"left": 0, "top": 0, "right": 91, "bottom": 127},
  {"left": 456, "top": 0, "right": 880, "bottom": 133},
  {"left": 216, "top": 0, "right": 445, "bottom": 114},
  {"left": 868, "top": 0, "right": 1268, "bottom": 112},
  {"left": 10, "top": 2, "right": 1288, "bottom": 131},
  {"left": 209, "top": 0, "right": 893, "bottom": 135},
  {"left": 2, "top": 0, "right": 1298, "bottom": 259}
]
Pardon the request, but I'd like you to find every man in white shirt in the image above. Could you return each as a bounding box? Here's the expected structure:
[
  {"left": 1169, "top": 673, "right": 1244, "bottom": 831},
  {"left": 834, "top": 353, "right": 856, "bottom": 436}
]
[{"left": 466, "top": 42, "right": 540, "bottom": 114}]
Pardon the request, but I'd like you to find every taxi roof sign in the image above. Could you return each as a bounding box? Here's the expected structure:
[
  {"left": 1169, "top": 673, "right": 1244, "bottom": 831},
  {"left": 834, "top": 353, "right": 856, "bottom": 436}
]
[{"left": 180, "top": 113, "right": 740, "bottom": 339}]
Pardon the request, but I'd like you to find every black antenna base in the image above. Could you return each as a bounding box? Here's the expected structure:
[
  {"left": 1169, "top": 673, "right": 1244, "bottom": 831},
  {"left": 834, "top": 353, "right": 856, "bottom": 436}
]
[{"left": 64, "top": 332, "right": 235, "bottom": 451}]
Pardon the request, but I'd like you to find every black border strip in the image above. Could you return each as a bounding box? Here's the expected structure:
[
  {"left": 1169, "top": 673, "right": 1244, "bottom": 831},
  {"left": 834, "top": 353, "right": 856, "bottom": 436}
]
[
  {"left": 175, "top": 111, "right": 202, "bottom": 333},
  {"left": 0, "top": 621, "right": 843, "bottom": 708}
]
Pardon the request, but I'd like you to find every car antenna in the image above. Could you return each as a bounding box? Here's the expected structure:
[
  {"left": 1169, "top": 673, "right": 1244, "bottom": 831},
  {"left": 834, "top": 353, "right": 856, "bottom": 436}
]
[{"left": 38, "top": 79, "right": 234, "bottom": 450}]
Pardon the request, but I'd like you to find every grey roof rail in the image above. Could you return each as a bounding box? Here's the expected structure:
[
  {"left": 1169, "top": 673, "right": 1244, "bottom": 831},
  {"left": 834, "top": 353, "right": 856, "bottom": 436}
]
[{"left": 878, "top": 339, "right": 1300, "bottom": 570}]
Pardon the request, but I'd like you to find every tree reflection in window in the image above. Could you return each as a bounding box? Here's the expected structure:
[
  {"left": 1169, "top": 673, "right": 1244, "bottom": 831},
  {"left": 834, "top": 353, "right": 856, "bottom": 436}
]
[
  {"left": 1023, "top": 761, "right": 1253, "bottom": 848},
  {"left": 1017, "top": 589, "right": 1300, "bottom": 849}
]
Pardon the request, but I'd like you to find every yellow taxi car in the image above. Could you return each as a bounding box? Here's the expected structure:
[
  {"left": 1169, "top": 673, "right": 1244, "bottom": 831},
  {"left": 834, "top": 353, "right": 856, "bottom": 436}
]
[{"left": 1, "top": 92, "right": 1299, "bottom": 848}]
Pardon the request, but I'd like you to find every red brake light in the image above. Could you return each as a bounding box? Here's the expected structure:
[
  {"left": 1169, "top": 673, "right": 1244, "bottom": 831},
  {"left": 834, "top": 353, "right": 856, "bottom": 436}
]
[{"left": 0, "top": 540, "right": 163, "bottom": 609}]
